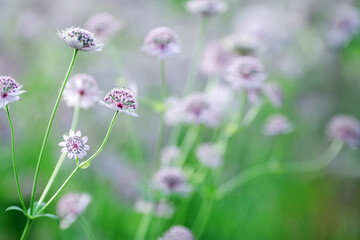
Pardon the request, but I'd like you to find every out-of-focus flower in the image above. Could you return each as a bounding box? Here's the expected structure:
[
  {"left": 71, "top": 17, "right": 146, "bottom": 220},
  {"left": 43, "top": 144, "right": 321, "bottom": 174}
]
[
  {"left": 263, "top": 114, "right": 294, "bottom": 136},
  {"left": 196, "top": 143, "right": 223, "bottom": 168},
  {"left": 135, "top": 199, "right": 174, "bottom": 218},
  {"left": 327, "top": 3, "right": 360, "bottom": 47},
  {"left": 201, "top": 41, "right": 235, "bottom": 76},
  {"left": 159, "top": 225, "right": 194, "bottom": 240},
  {"left": 327, "top": 115, "right": 360, "bottom": 148},
  {"left": 186, "top": 0, "right": 227, "bottom": 17},
  {"left": 0, "top": 76, "right": 25, "bottom": 109},
  {"left": 226, "top": 56, "right": 267, "bottom": 91},
  {"left": 223, "top": 33, "right": 260, "bottom": 56},
  {"left": 57, "top": 192, "right": 91, "bottom": 229},
  {"left": 63, "top": 74, "right": 102, "bottom": 109},
  {"left": 161, "top": 146, "right": 180, "bottom": 167},
  {"left": 263, "top": 82, "right": 284, "bottom": 108},
  {"left": 142, "top": 27, "right": 181, "bottom": 59},
  {"left": 152, "top": 167, "right": 192, "bottom": 195},
  {"left": 99, "top": 87, "right": 138, "bottom": 117},
  {"left": 58, "top": 130, "right": 90, "bottom": 159},
  {"left": 85, "top": 12, "right": 122, "bottom": 43},
  {"left": 56, "top": 27, "right": 104, "bottom": 51}
]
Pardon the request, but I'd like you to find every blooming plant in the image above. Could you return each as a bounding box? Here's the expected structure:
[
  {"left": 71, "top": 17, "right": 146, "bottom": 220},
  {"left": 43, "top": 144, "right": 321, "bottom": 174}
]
[{"left": 2, "top": 0, "right": 360, "bottom": 239}]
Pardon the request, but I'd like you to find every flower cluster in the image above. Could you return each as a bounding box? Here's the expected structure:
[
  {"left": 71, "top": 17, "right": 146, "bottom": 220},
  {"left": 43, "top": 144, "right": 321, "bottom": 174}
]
[
  {"left": 152, "top": 167, "right": 192, "bottom": 195},
  {"left": 263, "top": 114, "right": 293, "bottom": 136},
  {"left": 85, "top": 12, "right": 122, "bottom": 43},
  {"left": 100, "top": 87, "right": 138, "bottom": 117},
  {"left": 56, "top": 27, "right": 103, "bottom": 51},
  {"left": 186, "top": 0, "right": 227, "bottom": 17},
  {"left": 327, "top": 115, "right": 360, "bottom": 148},
  {"left": 196, "top": 143, "right": 223, "bottom": 168},
  {"left": 159, "top": 225, "right": 194, "bottom": 240},
  {"left": 58, "top": 130, "right": 90, "bottom": 160},
  {"left": 134, "top": 199, "right": 174, "bottom": 218},
  {"left": 0, "top": 76, "right": 25, "bottom": 109}
]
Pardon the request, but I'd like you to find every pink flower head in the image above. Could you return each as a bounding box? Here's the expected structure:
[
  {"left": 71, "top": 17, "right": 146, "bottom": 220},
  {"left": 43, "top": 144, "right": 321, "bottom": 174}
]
[
  {"left": 263, "top": 114, "right": 294, "bottom": 136},
  {"left": 152, "top": 167, "right": 192, "bottom": 195},
  {"left": 85, "top": 12, "right": 122, "bottom": 43},
  {"left": 100, "top": 87, "right": 138, "bottom": 117},
  {"left": 142, "top": 27, "right": 181, "bottom": 59},
  {"left": 134, "top": 199, "right": 175, "bottom": 218},
  {"left": 159, "top": 225, "right": 194, "bottom": 240},
  {"left": 56, "top": 27, "right": 104, "bottom": 51},
  {"left": 161, "top": 146, "right": 180, "bottom": 167},
  {"left": 186, "top": 0, "right": 227, "bottom": 17},
  {"left": 63, "top": 74, "right": 102, "bottom": 109},
  {"left": 0, "top": 76, "right": 25, "bottom": 109},
  {"left": 196, "top": 143, "right": 223, "bottom": 168},
  {"left": 201, "top": 41, "right": 235, "bottom": 76},
  {"left": 327, "top": 115, "right": 360, "bottom": 148},
  {"left": 58, "top": 130, "right": 90, "bottom": 159}
]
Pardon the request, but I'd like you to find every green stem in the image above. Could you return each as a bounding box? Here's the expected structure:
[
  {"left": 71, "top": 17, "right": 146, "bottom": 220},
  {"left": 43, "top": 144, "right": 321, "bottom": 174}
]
[
  {"left": 5, "top": 106, "right": 26, "bottom": 211},
  {"left": 134, "top": 212, "right": 153, "bottom": 240},
  {"left": 193, "top": 199, "right": 213, "bottom": 239},
  {"left": 20, "top": 219, "right": 32, "bottom": 240},
  {"left": 30, "top": 49, "right": 78, "bottom": 214},
  {"left": 79, "top": 216, "right": 96, "bottom": 240},
  {"left": 35, "top": 105, "right": 81, "bottom": 210},
  {"left": 177, "top": 125, "right": 203, "bottom": 167}
]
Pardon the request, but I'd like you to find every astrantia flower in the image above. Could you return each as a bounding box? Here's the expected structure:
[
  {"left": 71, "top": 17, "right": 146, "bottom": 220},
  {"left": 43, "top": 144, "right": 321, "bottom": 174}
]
[
  {"left": 226, "top": 56, "right": 267, "bottom": 90},
  {"left": 63, "top": 74, "right": 102, "bottom": 109},
  {"left": 58, "top": 130, "right": 90, "bottom": 159},
  {"left": 263, "top": 82, "right": 284, "bottom": 108},
  {"left": 196, "top": 143, "right": 223, "bottom": 168},
  {"left": 152, "top": 167, "right": 192, "bottom": 195},
  {"left": 327, "top": 115, "right": 360, "bottom": 148},
  {"left": 0, "top": 76, "right": 25, "bottom": 109},
  {"left": 142, "top": 27, "right": 181, "bottom": 59},
  {"left": 223, "top": 33, "right": 260, "bottom": 56},
  {"left": 56, "top": 27, "right": 104, "bottom": 51},
  {"left": 99, "top": 87, "right": 138, "bottom": 117},
  {"left": 201, "top": 41, "right": 235, "bottom": 76},
  {"left": 161, "top": 146, "right": 180, "bottom": 167},
  {"left": 57, "top": 193, "right": 91, "bottom": 229},
  {"left": 263, "top": 114, "right": 294, "bottom": 136},
  {"left": 186, "top": 0, "right": 227, "bottom": 17},
  {"left": 135, "top": 199, "right": 175, "bottom": 218},
  {"left": 85, "top": 12, "right": 122, "bottom": 43},
  {"left": 159, "top": 225, "right": 194, "bottom": 240}
]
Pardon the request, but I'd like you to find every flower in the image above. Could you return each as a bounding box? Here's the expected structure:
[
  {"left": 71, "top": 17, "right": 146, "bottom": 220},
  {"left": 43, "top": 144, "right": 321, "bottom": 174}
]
[
  {"left": 152, "top": 167, "right": 192, "bottom": 195},
  {"left": 196, "top": 143, "right": 223, "bottom": 168},
  {"left": 58, "top": 130, "right": 90, "bottom": 159},
  {"left": 57, "top": 192, "right": 91, "bottom": 229},
  {"left": 186, "top": 0, "right": 227, "bottom": 17},
  {"left": 99, "top": 87, "right": 138, "bottom": 117},
  {"left": 0, "top": 76, "right": 25, "bottom": 109},
  {"left": 135, "top": 199, "right": 175, "bottom": 218},
  {"left": 161, "top": 146, "right": 180, "bottom": 167},
  {"left": 56, "top": 27, "right": 104, "bottom": 51},
  {"left": 85, "top": 12, "right": 122, "bottom": 43},
  {"left": 159, "top": 225, "right": 194, "bottom": 240},
  {"left": 201, "top": 41, "right": 235, "bottom": 76},
  {"left": 326, "top": 115, "right": 360, "bottom": 148},
  {"left": 63, "top": 74, "right": 102, "bottom": 109},
  {"left": 226, "top": 56, "right": 267, "bottom": 91},
  {"left": 263, "top": 82, "right": 284, "bottom": 108},
  {"left": 263, "top": 114, "right": 294, "bottom": 136},
  {"left": 142, "top": 27, "right": 181, "bottom": 59},
  {"left": 223, "top": 32, "right": 260, "bottom": 56}
]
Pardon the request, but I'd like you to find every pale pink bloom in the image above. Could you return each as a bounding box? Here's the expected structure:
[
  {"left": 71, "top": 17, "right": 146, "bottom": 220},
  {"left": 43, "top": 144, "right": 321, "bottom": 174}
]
[
  {"left": 223, "top": 33, "right": 260, "bottom": 56},
  {"left": 135, "top": 200, "right": 175, "bottom": 218},
  {"left": 56, "top": 27, "right": 103, "bottom": 51},
  {"left": 63, "top": 74, "right": 102, "bottom": 109},
  {"left": 327, "top": 115, "right": 360, "bottom": 148},
  {"left": 196, "top": 143, "right": 223, "bottom": 168},
  {"left": 142, "top": 27, "right": 181, "bottom": 59},
  {"left": 263, "top": 114, "right": 294, "bottom": 136},
  {"left": 85, "top": 12, "right": 122, "bottom": 43},
  {"left": 99, "top": 87, "right": 138, "bottom": 117},
  {"left": 0, "top": 76, "right": 25, "bottom": 109},
  {"left": 161, "top": 146, "right": 180, "bottom": 167},
  {"left": 201, "top": 41, "right": 235, "bottom": 76},
  {"left": 226, "top": 56, "right": 267, "bottom": 91},
  {"left": 186, "top": 0, "right": 227, "bottom": 17},
  {"left": 263, "top": 82, "right": 284, "bottom": 108},
  {"left": 159, "top": 225, "right": 194, "bottom": 240},
  {"left": 57, "top": 193, "right": 91, "bottom": 229},
  {"left": 152, "top": 167, "right": 192, "bottom": 195},
  {"left": 58, "top": 130, "right": 90, "bottom": 159}
]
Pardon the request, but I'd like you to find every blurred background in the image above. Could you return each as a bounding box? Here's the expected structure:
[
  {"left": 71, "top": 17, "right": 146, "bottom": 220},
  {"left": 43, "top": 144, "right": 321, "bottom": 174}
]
[{"left": 1, "top": 0, "right": 360, "bottom": 239}]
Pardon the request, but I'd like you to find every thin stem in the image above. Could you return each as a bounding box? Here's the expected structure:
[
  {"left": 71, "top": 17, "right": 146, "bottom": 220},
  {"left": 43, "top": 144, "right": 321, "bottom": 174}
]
[
  {"left": 134, "top": 212, "right": 153, "bottom": 240},
  {"left": 20, "top": 219, "right": 32, "bottom": 240},
  {"left": 30, "top": 49, "right": 78, "bottom": 214},
  {"left": 193, "top": 199, "right": 213, "bottom": 239},
  {"left": 79, "top": 216, "right": 96, "bottom": 240},
  {"left": 5, "top": 106, "right": 26, "bottom": 211},
  {"left": 177, "top": 125, "right": 203, "bottom": 167},
  {"left": 36, "top": 105, "right": 81, "bottom": 210}
]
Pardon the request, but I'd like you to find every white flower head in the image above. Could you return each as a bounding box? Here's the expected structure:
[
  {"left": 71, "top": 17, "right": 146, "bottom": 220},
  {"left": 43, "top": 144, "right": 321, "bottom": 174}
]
[
  {"left": 159, "top": 225, "right": 194, "bottom": 240},
  {"left": 263, "top": 114, "right": 294, "bottom": 136},
  {"left": 226, "top": 56, "right": 267, "bottom": 91},
  {"left": 196, "top": 143, "right": 223, "bottom": 168},
  {"left": 142, "top": 27, "right": 181, "bottom": 59},
  {"left": 135, "top": 200, "right": 175, "bottom": 218},
  {"left": 0, "top": 76, "right": 25, "bottom": 109},
  {"left": 201, "top": 41, "right": 235, "bottom": 76},
  {"left": 161, "top": 146, "right": 180, "bottom": 167},
  {"left": 57, "top": 192, "right": 91, "bottom": 229},
  {"left": 56, "top": 27, "right": 104, "bottom": 51},
  {"left": 63, "top": 74, "right": 102, "bottom": 109},
  {"left": 58, "top": 130, "right": 90, "bottom": 159},
  {"left": 152, "top": 167, "right": 192, "bottom": 195},
  {"left": 186, "top": 0, "right": 227, "bottom": 17},
  {"left": 327, "top": 115, "right": 360, "bottom": 148},
  {"left": 85, "top": 12, "right": 122, "bottom": 43},
  {"left": 99, "top": 87, "right": 138, "bottom": 117}
]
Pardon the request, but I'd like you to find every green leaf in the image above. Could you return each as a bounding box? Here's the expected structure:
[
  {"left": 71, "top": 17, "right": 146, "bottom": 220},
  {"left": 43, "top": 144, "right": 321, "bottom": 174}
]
[
  {"left": 5, "top": 206, "right": 25, "bottom": 214},
  {"left": 34, "top": 214, "right": 60, "bottom": 225}
]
